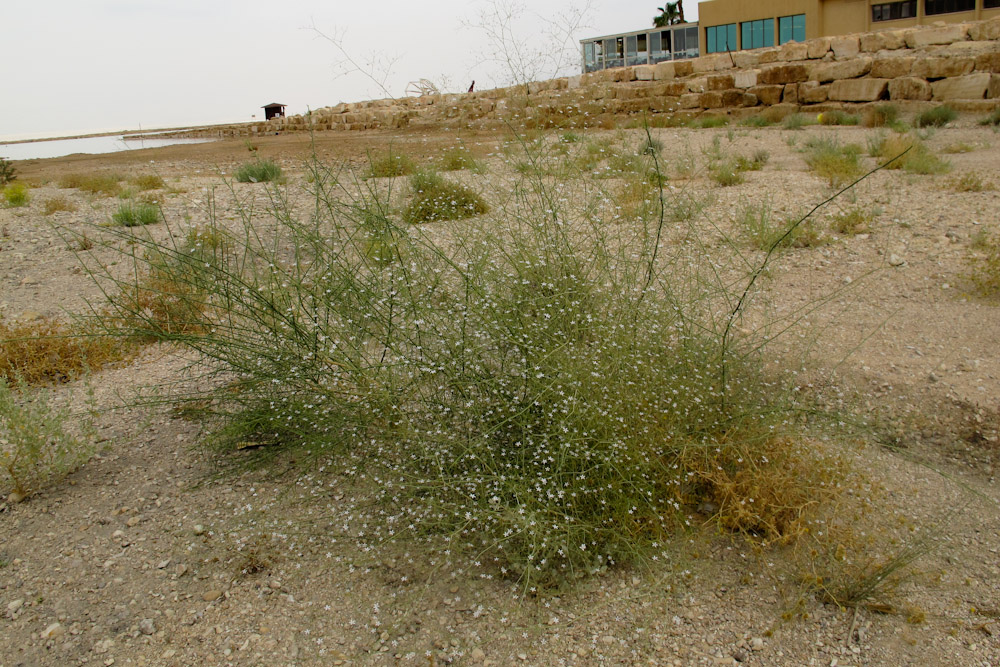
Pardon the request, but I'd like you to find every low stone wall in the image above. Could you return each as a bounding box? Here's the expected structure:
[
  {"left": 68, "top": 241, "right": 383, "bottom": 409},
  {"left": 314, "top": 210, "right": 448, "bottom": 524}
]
[{"left": 202, "top": 17, "right": 1000, "bottom": 138}]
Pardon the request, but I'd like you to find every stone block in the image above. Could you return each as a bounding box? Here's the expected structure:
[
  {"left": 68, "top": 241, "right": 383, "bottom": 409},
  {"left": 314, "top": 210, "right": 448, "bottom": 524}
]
[
  {"left": 692, "top": 53, "right": 733, "bottom": 73},
  {"left": 673, "top": 61, "right": 694, "bottom": 78},
  {"left": 783, "top": 83, "right": 799, "bottom": 104},
  {"left": 699, "top": 91, "right": 724, "bottom": 108},
  {"left": 969, "top": 17, "right": 1000, "bottom": 42},
  {"left": 635, "top": 65, "right": 655, "bottom": 81},
  {"left": 860, "top": 32, "right": 887, "bottom": 53},
  {"left": 742, "top": 92, "right": 759, "bottom": 106},
  {"left": 799, "top": 81, "right": 830, "bottom": 104},
  {"left": 807, "top": 37, "right": 832, "bottom": 59},
  {"left": 653, "top": 61, "right": 677, "bottom": 80},
  {"left": 780, "top": 41, "right": 810, "bottom": 61},
  {"left": 990, "top": 74, "right": 1000, "bottom": 99},
  {"left": 687, "top": 76, "right": 709, "bottom": 92},
  {"left": 759, "top": 63, "right": 809, "bottom": 84},
  {"left": 976, "top": 52, "right": 1000, "bottom": 73},
  {"left": 567, "top": 74, "right": 582, "bottom": 89},
  {"left": 947, "top": 99, "right": 1000, "bottom": 112},
  {"left": 911, "top": 57, "right": 974, "bottom": 79},
  {"left": 809, "top": 57, "right": 872, "bottom": 82},
  {"left": 932, "top": 73, "right": 991, "bottom": 100},
  {"left": 904, "top": 24, "right": 969, "bottom": 49},
  {"left": 732, "top": 51, "right": 761, "bottom": 68},
  {"left": 870, "top": 56, "right": 914, "bottom": 79},
  {"left": 733, "top": 70, "right": 758, "bottom": 88},
  {"left": 931, "top": 40, "right": 1000, "bottom": 59},
  {"left": 828, "top": 78, "right": 889, "bottom": 101},
  {"left": 613, "top": 68, "right": 638, "bottom": 82},
  {"left": 830, "top": 36, "right": 861, "bottom": 59},
  {"left": 663, "top": 81, "right": 689, "bottom": 96},
  {"left": 707, "top": 74, "right": 735, "bottom": 90},
  {"left": 757, "top": 48, "right": 782, "bottom": 64},
  {"left": 749, "top": 84, "right": 785, "bottom": 105},
  {"left": 679, "top": 93, "right": 702, "bottom": 109}
]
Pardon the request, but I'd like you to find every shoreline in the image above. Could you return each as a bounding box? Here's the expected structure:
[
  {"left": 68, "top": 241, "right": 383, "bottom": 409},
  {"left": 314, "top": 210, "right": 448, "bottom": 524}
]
[{"left": 0, "top": 121, "right": 251, "bottom": 146}]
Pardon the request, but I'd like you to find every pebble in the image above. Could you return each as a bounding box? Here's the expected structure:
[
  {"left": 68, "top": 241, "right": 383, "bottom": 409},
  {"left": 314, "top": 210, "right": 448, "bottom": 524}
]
[
  {"left": 203, "top": 590, "right": 223, "bottom": 602},
  {"left": 193, "top": 524, "right": 206, "bottom": 536},
  {"left": 751, "top": 637, "right": 764, "bottom": 651},
  {"left": 888, "top": 254, "right": 904, "bottom": 267},
  {"left": 139, "top": 618, "right": 155, "bottom": 635},
  {"left": 7, "top": 599, "right": 24, "bottom": 616},
  {"left": 601, "top": 635, "right": 615, "bottom": 645},
  {"left": 41, "top": 622, "right": 65, "bottom": 640},
  {"left": 470, "top": 647, "right": 486, "bottom": 662},
  {"left": 7, "top": 491, "right": 26, "bottom": 504}
]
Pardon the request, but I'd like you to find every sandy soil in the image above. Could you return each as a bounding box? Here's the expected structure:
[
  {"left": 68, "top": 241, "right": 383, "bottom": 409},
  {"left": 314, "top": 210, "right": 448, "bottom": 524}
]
[{"left": 1, "top": 120, "right": 998, "bottom": 667}]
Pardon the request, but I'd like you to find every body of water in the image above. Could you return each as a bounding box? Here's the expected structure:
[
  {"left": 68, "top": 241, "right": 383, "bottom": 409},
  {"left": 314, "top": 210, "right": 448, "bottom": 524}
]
[{"left": 0, "top": 135, "right": 214, "bottom": 161}]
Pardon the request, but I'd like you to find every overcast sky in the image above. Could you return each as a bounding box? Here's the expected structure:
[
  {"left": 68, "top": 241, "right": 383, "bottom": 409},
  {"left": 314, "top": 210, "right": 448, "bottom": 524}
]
[{"left": 1, "top": 0, "right": 700, "bottom": 141}]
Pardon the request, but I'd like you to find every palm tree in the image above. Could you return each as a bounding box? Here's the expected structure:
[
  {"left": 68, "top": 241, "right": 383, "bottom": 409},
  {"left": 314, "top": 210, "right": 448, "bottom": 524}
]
[{"left": 652, "top": 0, "right": 685, "bottom": 27}]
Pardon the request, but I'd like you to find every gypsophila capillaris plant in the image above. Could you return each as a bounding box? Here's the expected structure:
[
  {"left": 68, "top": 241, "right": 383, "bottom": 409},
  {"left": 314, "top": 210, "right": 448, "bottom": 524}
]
[{"left": 90, "top": 130, "right": 862, "bottom": 589}]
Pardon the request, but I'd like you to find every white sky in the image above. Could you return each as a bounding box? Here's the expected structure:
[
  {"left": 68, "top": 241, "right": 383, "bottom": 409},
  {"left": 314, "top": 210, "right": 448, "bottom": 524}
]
[{"left": 0, "top": 0, "right": 700, "bottom": 141}]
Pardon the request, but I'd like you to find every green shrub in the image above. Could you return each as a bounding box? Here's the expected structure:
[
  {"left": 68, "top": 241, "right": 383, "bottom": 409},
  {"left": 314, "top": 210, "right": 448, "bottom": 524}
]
[
  {"left": 235, "top": 159, "right": 283, "bottom": 183},
  {"left": 818, "top": 110, "right": 859, "bottom": 126},
  {"left": 0, "top": 378, "right": 94, "bottom": 501},
  {"left": 803, "top": 137, "right": 863, "bottom": 186},
  {"left": 403, "top": 171, "right": 489, "bottom": 223},
  {"left": 43, "top": 196, "right": 77, "bottom": 215},
  {"left": 915, "top": 105, "right": 957, "bottom": 128},
  {"left": 739, "top": 114, "right": 775, "bottom": 128},
  {"left": 862, "top": 103, "right": 900, "bottom": 129},
  {"left": 830, "top": 207, "right": 876, "bottom": 235},
  {"left": 0, "top": 157, "right": 15, "bottom": 186},
  {"left": 868, "top": 134, "right": 950, "bottom": 175},
  {"left": 783, "top": 113, "right": 817, "bottom": 130},
  {"left": 367, "top": 152, "right": 417, "bottom": 178},
  {"left": 89, "top": 145, "right": 849, "bottom": 588},
  {"left": 738, "top": 201, "right": 827, "bottom": 249},
  {"left": 692, "top": 115, "right": 729, "bottom": 128},
  {"left": 949, "top": 172, "right": 991, "bottom": 192},
  {"left": 2, "top": 182, "right": 30, "bottom": 207},
  {"left": 132, "top": 174, "right": 165, "bottom": 190},
  {"left": 439, "top": 147, "right": 481, "bottom": 172},
  {"left": 979, "top": 108, "right": 1000, "bottom": 126},
  {"left": 735, "top": 150, "right": 770, "bottom": 172},
  {"left": 710, "top": 161, "right": 744, "bottom": 186},
  {"left": 967, "top": 232, "right": 1000, "bottom": 297},
  {"left": 111, "top": 202, "right": 161, "bottom": 227},
  {"left": 58, "top": 173, "right": 122, "bottom": 196}
]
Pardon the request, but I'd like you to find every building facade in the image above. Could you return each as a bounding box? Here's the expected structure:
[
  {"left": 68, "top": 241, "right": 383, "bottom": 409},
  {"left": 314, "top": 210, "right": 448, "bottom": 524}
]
[
  {"left": 581, "top": 0, "right": 1000, "bottom": 71},
  {"left": 698, "top": 0, "right": 1000, "bottom": 53}
]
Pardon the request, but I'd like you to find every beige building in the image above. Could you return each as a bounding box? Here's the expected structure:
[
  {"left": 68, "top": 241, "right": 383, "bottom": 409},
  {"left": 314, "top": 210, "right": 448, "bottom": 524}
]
[{"left": 698, "top": 0, "right": 1000, "bottom": 53}]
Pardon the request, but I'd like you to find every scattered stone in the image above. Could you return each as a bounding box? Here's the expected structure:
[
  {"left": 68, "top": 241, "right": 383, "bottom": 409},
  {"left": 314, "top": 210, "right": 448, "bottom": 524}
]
[
  {"left": 7, "top": 599, "right": 24, "bottom": 616},
  {"left": 203, "top": 590, "right": 223, "bottom": 602},
  {"left": 7, "top": 491, "right": 26, "bottom": 504},
  {"left": 751, "top": 637, "right": 765, "bottom": 651},
  {"left": 602, "top": 635, "right": 615, "bottom": 645},
  {"left": 41, "top": 622, "right": 65, "bottom": 640},
  {"left": 734, "top": 648, "right": 748, "bottom": 662},
  {"left": 470, "top": 647, "right": 486, "bottom": 662},
  {"left": 139, "top": 618, "right": 155, "bottom": 635},
  {"left": 888, "top": 254, "right": 905, "bottom": 267}
]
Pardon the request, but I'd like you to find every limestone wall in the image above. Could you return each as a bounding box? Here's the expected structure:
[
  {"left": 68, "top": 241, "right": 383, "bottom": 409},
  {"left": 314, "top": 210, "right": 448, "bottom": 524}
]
[{"left": 202, "top": 18, "right": 1000, "bottom": 138}]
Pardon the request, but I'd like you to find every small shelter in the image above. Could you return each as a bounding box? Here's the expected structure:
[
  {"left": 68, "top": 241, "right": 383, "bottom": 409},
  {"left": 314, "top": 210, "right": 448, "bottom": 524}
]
[{"left": 262, "top": 103, "right": 287, "bottom": 121}]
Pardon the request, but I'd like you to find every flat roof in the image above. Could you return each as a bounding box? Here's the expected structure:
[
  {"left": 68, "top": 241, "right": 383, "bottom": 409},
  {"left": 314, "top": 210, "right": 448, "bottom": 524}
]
[{"left": 580, "top": 22, "right": 699, "bottom": 44}]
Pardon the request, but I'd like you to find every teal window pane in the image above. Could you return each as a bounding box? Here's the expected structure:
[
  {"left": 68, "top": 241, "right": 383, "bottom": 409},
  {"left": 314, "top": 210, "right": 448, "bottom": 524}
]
[
  {"left": 728, "top": 24, "right": 737, "bottom": 50},
  {"left": 794, "top": 15, "right": 806, "bottom": 42},
  {"left": 742, "top": 23, "right": 751, "bottom": 49},
  {"left": 707, "top": 27, "right": 717, "bottom": 53},
  {"left": 764, "top": 19, "right": 774, "bottom": 46}
]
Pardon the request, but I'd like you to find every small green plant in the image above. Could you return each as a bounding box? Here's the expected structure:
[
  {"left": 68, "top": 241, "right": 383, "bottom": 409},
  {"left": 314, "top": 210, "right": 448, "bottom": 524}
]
[
  {"left": 710, "top": 160, "right": 744, "bottom": 186},
  {"left": 0, "top": 378, "right": 95, "bottom": 501},
  {"left": 738, "top": 200, "right": 826, "bottom": 249},
  {"left": 43, "top": 196, "right": 77, "bottom": 215},
  {"left": 640, "top": 136, "right": 664, "bottom": 156},
  {"left": 0, "top": 157, "right": 15, "bottom": 186},
  {"left": 403, "top": 171, "right": 489, "bottom": 223},
  {"left": 111, "top": 202, "right": 161, "bottom": 227},
  {"left": 2, "top": 183, "right": 30, "bottom": 207},
  {"left": 818, "top": 110, "right": 860, "bottom": 126},
  {"left": 235, "top": 159, "right": 283, "bottom": 183},
  {"left": 783, "top": 113, "right": 817, "bottom": 131},
  {"left": 692, "top": 115, "right": 729, "bottom": 129},
  {"left": 862, "top": 103, "right": 900, "bottom": 129},
  {"left": 739, "top": 114, "right": 775, "bottom": 128},
  {"left": 439, "top": 147, "right": 481, "bottom": 172},
  {"left": 949, "top": 172, "right": 991, "bottom": 193},
  {"left": 915, "top": 105, "right": 957, "bottom": 128},
  {"left": 803, "top": 137, "right": 863, "bottom": 186},
  {"left": 367, "top": 152, "right": 417, "bottom": 178},
  {"left": 132, "top": 174, "right": 165, "bottom": 191},
  {"left": 735, "top": 150, "right": 769, "bottom": 172},
  {"left": 967, "top": 231, "right": 1000, "bottom": 297},
  {"left": 868, "top": 134, "right": 950, "bottom": 175},
  {"left": 979, "top": 108, "right": 1000, "bottom": 127},
  {"left": 942, "top": 142, "right": 976, "bottom": 154},
  {"left": 830, "top": 207, "right": 876, "bottom": 235},
  {"left": 58, "top": 173, "right": 122, "bottom": 196},
  {"left": 560, "top": 131, "right": 583, "bottom": 143}
]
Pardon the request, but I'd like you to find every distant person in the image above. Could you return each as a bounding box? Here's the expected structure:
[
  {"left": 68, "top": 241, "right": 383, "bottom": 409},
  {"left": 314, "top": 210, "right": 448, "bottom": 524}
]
[{"left": 468, "top": 81, "right": 475, "bottom": 93}]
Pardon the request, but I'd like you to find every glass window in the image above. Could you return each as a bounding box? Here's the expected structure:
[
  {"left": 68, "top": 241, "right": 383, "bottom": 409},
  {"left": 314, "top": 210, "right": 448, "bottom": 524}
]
[
  {"left": 925, "top": 0, "right": 975, "bottom": 13},
  {"left": 706, "top": 23, "right": 737, "bottom": 53},
  {"left": 872, "top": 1, "right": 917, "bottom": 20},
  {"left": 778, "top": 14, "right": 806, "bottom": 44},
  {"left": 986, "top": 0, "right": 1000, "bottom": 8},
  {"left": 741, "top": 18, "right": 774, "bottom": 50}
]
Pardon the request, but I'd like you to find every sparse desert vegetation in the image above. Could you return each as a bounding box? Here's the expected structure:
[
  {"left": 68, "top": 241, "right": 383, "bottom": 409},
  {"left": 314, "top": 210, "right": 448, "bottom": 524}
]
[{"left": 1, "top": 115, "right": 998, "bottom": 666}]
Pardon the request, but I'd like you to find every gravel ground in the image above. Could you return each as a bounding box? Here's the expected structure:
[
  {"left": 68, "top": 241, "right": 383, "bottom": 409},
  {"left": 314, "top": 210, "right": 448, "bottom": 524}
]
[{"left": 1, "top": 120, "right": 998, "bottom": 666}]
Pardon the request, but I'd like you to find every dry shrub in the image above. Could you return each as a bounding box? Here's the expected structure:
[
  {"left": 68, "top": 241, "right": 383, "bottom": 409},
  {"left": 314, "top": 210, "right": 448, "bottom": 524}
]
[
  {"left": 43, "top": 196, "right": 77, "bottom": 215},
  {"left": 58, "top": 173, "right": 122, "bottom": 196},
  {"left": 0, "top": 318, "right": 127, "bottom": 386},
  {"left": 681, "top": 437, "right": 844, "bottom": 542}
]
